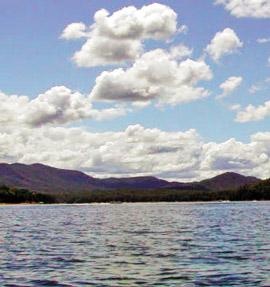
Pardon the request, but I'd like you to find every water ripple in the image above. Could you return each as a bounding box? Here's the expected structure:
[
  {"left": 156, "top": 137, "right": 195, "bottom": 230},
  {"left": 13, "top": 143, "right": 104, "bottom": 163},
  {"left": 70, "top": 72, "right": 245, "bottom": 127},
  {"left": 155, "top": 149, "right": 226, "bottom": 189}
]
[{"left": 0, "top": 202, "right": 269, "bottom": 286}]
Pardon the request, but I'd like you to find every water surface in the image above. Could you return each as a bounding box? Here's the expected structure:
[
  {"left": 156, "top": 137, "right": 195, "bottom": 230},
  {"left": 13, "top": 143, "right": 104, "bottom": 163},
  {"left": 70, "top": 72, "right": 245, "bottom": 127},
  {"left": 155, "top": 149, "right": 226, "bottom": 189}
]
[{"left": 0, "top": 202, "right": 269, "bottom": 286}]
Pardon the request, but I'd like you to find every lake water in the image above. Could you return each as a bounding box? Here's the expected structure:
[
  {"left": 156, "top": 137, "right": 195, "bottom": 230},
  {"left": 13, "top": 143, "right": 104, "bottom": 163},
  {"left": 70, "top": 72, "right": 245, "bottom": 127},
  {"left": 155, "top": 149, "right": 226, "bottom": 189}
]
[{"left": 0, "top": 202, "right": 269, "bottom": 286}]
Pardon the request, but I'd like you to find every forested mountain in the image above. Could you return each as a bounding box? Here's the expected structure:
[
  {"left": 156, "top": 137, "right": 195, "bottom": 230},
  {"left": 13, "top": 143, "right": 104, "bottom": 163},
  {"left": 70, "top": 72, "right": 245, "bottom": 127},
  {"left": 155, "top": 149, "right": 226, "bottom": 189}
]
[
  {"left": 0, "top": 163, "right": 268, "bottom": 203},
  {"left": 0, "top": 163, "right": 260, "bottom": 195}
]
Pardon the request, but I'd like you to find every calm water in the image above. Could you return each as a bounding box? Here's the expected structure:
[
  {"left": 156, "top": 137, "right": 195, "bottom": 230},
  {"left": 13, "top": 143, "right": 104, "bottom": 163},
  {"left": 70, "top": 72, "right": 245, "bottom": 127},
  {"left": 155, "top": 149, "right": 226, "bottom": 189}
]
[{"left": 0, "top": 202, "right": 269, "bottom": 286}]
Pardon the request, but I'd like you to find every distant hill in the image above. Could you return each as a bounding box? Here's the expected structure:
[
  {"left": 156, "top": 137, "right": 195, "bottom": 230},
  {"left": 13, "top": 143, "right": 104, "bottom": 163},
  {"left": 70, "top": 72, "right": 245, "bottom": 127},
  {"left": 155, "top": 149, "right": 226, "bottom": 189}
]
[
  {"left": 0, "top": 163, "right": 98, "bottom": 194},
  {"left": 95, "top": 176, "right": 204, "bottom": 190},
  {"left": 200, "top": 172, "right": 260, "bottom": 191},
  {"left": 0, "top": 163, "right": 261, "bottom": 195}
]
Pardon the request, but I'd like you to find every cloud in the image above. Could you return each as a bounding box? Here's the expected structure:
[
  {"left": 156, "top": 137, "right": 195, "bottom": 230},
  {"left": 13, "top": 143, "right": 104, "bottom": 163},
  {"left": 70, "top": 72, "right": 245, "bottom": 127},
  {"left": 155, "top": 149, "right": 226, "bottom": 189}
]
[
  {"left": 169, "top": 44, "right": 193, "bottom": 60},
  {"left": 60, "top": 22, "right": 88, "bottom": 40},
  {"left": 249, "top": 84, "right": 262, "bottom": 94},
  {"left": 202, "top": 138, "right": 267, "bottom": 174},
  {"left": 229, "top": 104, "right": 241, "bottom": 111},
  {"left": 73, "top": 37, "right": 143, "bottom": 67},
  {"left": 0, "top": 124, "right": 204, "bottom": 180},
  {"left": 62, "top": 3, "right": 180, "bottom": 67},
  {"left": 217, "top": 76, "right": 243, "bottom": 99},
  {"left": 206, "top": 28, "right": 243, "bottom": 61},
  {"left": 248, "top": 77, "right": 270, "bottom": 94},
  {"left": 257, "top": 38, "right": 270, "bottom": 44},
  {"left": 90, "top": 48, "right": 212, "bottom": 105},
  {"left": 235, "top": 101, "right": 270, "bottom": 123},
  {"left": 215, "top": 0, "right": 270, "bottom": 18},
  {"left": 0, "top": 124, "right": 269, "bottom": 181},
  {"left": 178, "top": 24, "right": 188, "bottom": 34},
  {"left": 0, "top": 87, "right": 126, "bottom": 127}
]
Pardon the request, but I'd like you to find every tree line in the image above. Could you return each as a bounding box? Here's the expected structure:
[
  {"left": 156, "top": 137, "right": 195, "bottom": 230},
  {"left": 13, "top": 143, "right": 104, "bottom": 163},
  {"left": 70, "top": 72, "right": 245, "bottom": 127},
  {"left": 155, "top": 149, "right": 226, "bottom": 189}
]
[
  {"left": 0, "top": 178, "right": 269, "bottom": 204},
  {"left": 0, "top": 185, "right": 55, "bottom": 204}
]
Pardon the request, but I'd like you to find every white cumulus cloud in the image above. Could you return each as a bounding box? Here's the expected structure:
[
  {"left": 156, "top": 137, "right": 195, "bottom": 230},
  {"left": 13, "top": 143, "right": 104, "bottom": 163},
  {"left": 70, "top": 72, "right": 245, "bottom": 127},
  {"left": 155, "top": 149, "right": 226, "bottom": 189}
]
[
  {"left": 217, "top": 76, "right": 243, "bottom": 99},
  {"left": 215, "top": 0, "right": 270, "bottom": 18},
  {"left": 90, "top": 48, "right": 212, "bottom": 105},
  {"left": 60, "top": 22, "right": 88, "bottom": 40},
  {"left": 206, "top": 28, "right": 243, "bottom": 61},
  {"left": 235, "top": 101, "right": 270, "bottom": 123},
  {"left": 0, "top": 124, "right": 269, "bottom": 181},
  {"left": 0, "top": 87, "right": 126, "bottom": 127},
  {"left": 62, "top": 3, "right": 180, "bottom": 67}
]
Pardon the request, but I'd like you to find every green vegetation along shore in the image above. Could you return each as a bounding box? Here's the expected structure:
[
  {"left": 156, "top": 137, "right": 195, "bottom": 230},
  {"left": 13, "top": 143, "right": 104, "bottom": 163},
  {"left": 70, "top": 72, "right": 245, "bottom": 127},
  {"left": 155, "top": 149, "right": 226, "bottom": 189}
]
[
  {"left": 0, "top": 186, "right": 55, "bottom": 204},
  {"left": 1, "top": 178, "right": 270, "bottom": 204}
]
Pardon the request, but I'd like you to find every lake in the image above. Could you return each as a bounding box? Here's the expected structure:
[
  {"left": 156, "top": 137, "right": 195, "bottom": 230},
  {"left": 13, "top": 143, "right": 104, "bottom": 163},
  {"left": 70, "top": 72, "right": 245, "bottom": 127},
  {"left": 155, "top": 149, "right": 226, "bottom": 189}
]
[{"left": 0, "top": 202, "right": 269, "bottom": 286}]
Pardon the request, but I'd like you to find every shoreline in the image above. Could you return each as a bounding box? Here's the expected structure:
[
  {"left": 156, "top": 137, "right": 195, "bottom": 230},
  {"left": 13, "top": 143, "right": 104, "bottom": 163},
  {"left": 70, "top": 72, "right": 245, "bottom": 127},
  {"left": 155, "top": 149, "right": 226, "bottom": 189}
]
[{"left": 1, "top": 200, "right": 269, "bottom": 206}]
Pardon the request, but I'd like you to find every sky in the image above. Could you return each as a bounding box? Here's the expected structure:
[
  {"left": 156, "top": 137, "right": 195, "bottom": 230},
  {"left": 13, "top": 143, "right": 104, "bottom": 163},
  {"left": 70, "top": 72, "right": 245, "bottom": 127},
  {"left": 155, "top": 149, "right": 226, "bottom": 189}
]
[{"left": 0, "top": 0, "right": 269, "bottom": 181}]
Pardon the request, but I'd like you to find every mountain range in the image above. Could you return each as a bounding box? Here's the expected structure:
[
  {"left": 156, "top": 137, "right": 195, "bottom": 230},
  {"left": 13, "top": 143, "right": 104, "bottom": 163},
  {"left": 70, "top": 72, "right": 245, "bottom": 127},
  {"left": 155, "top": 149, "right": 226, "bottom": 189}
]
[{"left": 0, "top": 163, "right": 260, "bottom": 194}]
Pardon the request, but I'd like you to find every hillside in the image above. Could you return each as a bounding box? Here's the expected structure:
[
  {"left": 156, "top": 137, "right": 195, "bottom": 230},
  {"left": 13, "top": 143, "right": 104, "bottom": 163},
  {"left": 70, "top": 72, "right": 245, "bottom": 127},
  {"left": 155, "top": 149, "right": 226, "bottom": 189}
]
[
  {"left": 200, "top": 172, "right": 260, "bottom": 191},
  {"left": 0, "top": 163, "right": 261, "bottom": 195},
  {"left": 0, "top": 163, "right": 98, "bottom": 194}
]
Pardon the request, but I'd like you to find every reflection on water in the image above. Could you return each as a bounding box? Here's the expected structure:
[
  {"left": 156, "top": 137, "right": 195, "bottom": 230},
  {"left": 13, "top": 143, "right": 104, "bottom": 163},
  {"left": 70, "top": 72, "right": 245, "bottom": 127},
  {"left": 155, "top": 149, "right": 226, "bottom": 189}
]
[{"left": 0, "top": 202, "right": 269, "bottom": 286}]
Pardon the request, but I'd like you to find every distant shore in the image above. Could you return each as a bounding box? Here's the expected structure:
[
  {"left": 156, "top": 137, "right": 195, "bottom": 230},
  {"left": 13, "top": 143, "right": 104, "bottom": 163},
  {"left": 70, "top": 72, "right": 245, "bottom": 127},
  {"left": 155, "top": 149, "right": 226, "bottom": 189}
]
[
  {"left": 1, "top": 200, "right": 269, "bottom": 206},
  {"left": 1, "top": 178, "right": 270, "bottom": 204}
]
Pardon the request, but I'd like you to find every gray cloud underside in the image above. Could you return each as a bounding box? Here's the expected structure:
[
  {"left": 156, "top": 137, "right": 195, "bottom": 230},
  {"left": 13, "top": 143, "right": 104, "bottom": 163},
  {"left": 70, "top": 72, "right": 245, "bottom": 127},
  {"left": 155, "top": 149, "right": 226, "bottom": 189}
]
[
  {"left": 0, "top": 87, "right": 126, "bottom": 127},
  {"left": 90, "top": 48, "right": 213, "bottom": 105},
  {"left": 62, "top": 3, "right": 179, "bottom": 67}
]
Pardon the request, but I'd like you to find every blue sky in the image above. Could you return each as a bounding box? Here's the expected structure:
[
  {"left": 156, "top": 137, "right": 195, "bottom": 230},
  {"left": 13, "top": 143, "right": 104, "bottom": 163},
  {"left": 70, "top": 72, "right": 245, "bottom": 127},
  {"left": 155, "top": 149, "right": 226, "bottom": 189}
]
[{"left": 0, "top": 0, "right": 269, "bottom": 180}]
